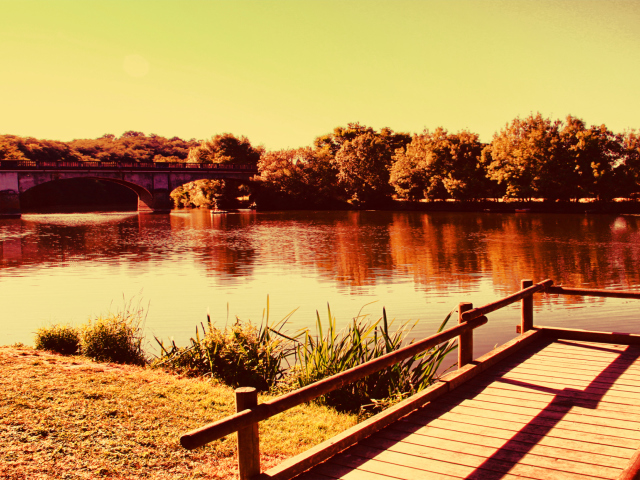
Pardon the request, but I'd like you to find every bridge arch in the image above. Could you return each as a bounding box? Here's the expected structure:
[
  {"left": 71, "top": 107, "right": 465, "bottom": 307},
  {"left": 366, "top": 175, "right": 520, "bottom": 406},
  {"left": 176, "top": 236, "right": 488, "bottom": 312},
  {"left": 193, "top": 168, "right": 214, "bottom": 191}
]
[{"left": 0, "top": 161, "right": 259, "bottom": 217}]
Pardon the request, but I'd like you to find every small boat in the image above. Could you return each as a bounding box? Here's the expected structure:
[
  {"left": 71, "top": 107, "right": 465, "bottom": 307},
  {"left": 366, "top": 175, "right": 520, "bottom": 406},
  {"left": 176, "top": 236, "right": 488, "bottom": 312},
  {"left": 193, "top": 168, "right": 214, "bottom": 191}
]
[{"left": 515, "top": 208, "right": 531, "bottom": 213}]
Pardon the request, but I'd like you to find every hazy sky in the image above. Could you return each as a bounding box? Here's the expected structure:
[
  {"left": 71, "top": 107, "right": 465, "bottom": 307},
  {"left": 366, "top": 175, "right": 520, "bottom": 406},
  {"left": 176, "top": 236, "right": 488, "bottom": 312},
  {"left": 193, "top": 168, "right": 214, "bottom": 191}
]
[{"left": 1, "top": 0, "right": 639, "bottom": 150}]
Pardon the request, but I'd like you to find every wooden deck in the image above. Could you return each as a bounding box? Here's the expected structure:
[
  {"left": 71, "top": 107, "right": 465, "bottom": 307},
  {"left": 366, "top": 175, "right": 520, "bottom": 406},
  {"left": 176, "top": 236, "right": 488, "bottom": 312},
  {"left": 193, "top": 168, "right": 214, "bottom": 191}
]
[{"left": 295, "top": 337, "right": 640, "bottom": 479}]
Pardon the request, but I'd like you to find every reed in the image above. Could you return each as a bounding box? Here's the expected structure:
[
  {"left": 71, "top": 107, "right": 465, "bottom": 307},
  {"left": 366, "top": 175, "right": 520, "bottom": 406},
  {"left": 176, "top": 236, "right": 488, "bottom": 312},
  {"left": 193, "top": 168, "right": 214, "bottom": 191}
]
[{"left": 290, "top": 304, "right": 456, "bottom": 413}]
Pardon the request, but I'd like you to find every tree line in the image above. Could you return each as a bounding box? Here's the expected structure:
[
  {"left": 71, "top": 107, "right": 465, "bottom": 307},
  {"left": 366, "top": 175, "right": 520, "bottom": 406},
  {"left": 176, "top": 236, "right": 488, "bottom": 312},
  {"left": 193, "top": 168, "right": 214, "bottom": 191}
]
[{"left": 2, "top": 114, "right": 640, "bottom": 209}]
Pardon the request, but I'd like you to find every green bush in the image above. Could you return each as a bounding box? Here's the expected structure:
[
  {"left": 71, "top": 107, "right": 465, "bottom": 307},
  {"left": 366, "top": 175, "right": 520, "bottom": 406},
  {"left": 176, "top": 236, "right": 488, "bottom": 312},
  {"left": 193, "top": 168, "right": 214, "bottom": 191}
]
[
  {"left": 34, "top": 324, "right": 80, "bottom": 355},
  {"left": 80, "top": 299, "right": 147, "bottom": 366}
]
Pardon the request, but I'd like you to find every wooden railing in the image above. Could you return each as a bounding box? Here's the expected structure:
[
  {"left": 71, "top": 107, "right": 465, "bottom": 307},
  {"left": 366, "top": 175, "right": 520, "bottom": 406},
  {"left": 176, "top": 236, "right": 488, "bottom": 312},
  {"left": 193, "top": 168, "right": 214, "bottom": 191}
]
[
  {"left": 180, "top": 278, "right": 640, "bottom": 478},
  {"left": 0, "top": 160, "right": 258, "bottom": 172}
]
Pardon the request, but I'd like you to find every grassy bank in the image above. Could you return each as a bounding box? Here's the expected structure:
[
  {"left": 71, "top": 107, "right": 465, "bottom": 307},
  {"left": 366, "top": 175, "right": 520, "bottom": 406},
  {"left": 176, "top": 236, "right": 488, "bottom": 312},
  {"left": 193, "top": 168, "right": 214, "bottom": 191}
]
[{"left": 0, "top": 345, "right": 356, "bottom": 480}]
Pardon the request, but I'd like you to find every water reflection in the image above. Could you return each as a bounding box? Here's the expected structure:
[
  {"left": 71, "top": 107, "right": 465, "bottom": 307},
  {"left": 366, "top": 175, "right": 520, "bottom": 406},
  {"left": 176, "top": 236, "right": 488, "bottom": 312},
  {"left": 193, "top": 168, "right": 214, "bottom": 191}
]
[
  {"left": 3, "top": 211, "right": 640, "bottom": 293},
  {"left": 2, "top": 210, "right": 640, "bottom": 350}
]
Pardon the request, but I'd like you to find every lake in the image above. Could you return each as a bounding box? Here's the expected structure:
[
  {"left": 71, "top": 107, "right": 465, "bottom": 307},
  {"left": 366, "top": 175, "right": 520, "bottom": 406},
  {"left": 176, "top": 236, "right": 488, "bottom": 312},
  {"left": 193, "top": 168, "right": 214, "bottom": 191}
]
[{"left": 2, "top": 209, "right": 640, "bottom": 361}]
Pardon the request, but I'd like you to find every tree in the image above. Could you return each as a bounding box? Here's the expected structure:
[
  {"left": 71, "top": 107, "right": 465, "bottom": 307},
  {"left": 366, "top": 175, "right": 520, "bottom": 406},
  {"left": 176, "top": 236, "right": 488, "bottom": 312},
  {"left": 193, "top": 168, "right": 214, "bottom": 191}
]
[
  {"left": 187, "top": 133, "right": 262, "bottom": 165},
  {"left": 0, "top": 135, "right": 28, "bottom": 161},
  {"left": 315, "top": 123, "right": 410, "bottom": 207},
  {"left": 483, "top": 113, "right": 573, "bottom": 201},
  {"left": 622, "top": 130, "right": 640, "bottom": 194},
  {"left": 390, "top": 128, "right": 489, "bottom": 201},
  {"left": 334, "top": 132, "right": 395, "bottom": 206},
  {"left": 561, "top": 120, "right": 624, "bottom": 201},
  {"left": 256, "top": 147, "right": 342, "bottom": 209}
]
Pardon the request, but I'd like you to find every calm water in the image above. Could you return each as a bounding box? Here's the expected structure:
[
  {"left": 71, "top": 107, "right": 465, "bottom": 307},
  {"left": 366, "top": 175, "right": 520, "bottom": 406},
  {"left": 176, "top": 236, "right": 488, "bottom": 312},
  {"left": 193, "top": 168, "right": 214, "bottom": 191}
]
[{"left": 2, "top": 210, "right": 640, "bottom": 360}]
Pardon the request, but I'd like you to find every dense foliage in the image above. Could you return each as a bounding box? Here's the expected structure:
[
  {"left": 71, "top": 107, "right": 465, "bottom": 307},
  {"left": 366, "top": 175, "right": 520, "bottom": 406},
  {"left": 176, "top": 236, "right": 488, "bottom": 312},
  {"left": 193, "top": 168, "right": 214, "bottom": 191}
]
[
  {"left": 3, "top": 115, "right": 640, "bottom": 208},
  {"left": 0, "top": 131, "right": 198, "bottom": 164}
]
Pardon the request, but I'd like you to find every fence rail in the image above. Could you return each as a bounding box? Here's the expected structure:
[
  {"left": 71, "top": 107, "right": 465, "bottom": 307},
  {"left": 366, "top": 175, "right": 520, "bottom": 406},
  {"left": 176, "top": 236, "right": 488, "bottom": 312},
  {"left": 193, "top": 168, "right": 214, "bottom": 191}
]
[{"left": 0, "top": 160, "right": 258, "bottom": 172}]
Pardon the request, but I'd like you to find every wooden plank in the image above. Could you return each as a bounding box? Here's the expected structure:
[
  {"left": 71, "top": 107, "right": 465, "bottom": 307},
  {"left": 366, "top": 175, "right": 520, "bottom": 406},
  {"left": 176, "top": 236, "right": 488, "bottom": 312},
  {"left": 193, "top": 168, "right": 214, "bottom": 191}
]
[
  {"left": 469, "top": 369, "right": 640, "bottom": 402},
  {"left": 466, "top": 376, "right": 640, "bottom": 409},
  {"left": 326, "top": 451, "right": 465, "bottom": 480},
  {"left": 533, "top": 344, "right": 640, "bottom": 361},
  {"left": 507, "top": 354, "right": 640, "bottom": 377},
  {"left": 448, "top": 388, "right": 640, "bottom": 425},
  {"left": 537, "top": 326, "right": 640, "bottom": 346},
  {"left": 309, "top": 461, "right": 398, "bottom": 480},
  {"left": 395, "top": 416, "right": 635, "bottom": 459},
  {"left": 406, "top": 409, "right": 639, "bottom": 449},
  {"left": 554, "top": 339, "right": 638, "bottom": 350},
  {"left": 485, "top": 367, "right": 640, "bottom": 394},
  {"left": 440, "top": 328, "right": 546, "bottom": 390},
  {"left": 294, "top": 472, "right": 335, "bottom": 480},
  {"left": 422, "top": 402, "right": 640, "bottom": 441},
  {"left": 460, "top": 383, "right": 640, "bottom": 417},
  {"left": 255, "top": 381, "right": 450, "bottom": 480},
  {"left": 383, "top": 423, "right": 625, "bottom": 468},
  {"left": 497, "top": 358, "right": 640, "bottom": 383},
  {"left": 618, "top": 448, "right": 640, "bottom": 480},
  {"left": 344, "top": 443, "right": 604, "bottom": 480},
  {"left": 520, "top": 344, "right": 640, "bottom": 361},
  {"left": 361, "top": 433, "right": 621, "bottom": 479},
  {"left": 480, "top": 372, "right": 640, "bottom": 402},
  {"left": 547, "top": 286, "right": 640, "bottom": 299},
  {"left": 488, "top": 365, "right": 640, "bottom": 392},
  {"left": 439, "top": 395, "right": 640, "bottom": 433}
]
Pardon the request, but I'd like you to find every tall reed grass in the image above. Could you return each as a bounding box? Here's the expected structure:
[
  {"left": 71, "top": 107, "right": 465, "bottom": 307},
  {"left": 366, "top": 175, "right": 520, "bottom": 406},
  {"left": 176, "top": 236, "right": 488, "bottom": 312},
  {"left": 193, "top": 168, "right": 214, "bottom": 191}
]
[
  {"left": 290, "top": 304, "right": 456, "bottom": 412},
  {"left": 154, "top": 299, "right": 456, "bottom": 413}
]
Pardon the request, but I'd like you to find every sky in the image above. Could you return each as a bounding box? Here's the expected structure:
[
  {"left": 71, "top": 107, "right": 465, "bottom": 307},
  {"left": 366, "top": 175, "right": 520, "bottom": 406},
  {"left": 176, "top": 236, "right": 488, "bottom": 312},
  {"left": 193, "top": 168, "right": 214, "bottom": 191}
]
[{"left": 1, "top": 0, "right": 639, "bottom": 150}]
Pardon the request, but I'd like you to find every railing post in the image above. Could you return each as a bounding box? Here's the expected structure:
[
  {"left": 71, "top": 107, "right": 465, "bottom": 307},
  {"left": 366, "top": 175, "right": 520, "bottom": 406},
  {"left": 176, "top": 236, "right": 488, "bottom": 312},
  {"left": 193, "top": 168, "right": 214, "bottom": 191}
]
[
  {"left": 521, "top": 279, "right": 534, "bottom": 333},
  {"left": 458, "top": 302, "right": 474, "bottom": 368},
  {"left": 236, "top": 387, "right": 260, "bottom": 479}
]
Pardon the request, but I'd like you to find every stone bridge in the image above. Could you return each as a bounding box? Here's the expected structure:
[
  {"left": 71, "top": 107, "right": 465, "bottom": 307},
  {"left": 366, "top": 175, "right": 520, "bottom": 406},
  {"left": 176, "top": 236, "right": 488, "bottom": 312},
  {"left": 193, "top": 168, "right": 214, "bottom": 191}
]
[{"left": 0, "top": 160, "right": 258, "bottom": 217}]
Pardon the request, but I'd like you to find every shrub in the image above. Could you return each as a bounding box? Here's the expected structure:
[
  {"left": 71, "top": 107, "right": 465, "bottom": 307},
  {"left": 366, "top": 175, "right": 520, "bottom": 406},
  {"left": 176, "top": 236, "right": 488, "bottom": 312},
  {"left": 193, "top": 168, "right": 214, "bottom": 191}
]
[
  {"left": 154, "top": 301, "right": 296, "bottom": 391},
  {"left": 80, "top": 299, "right": 147, "bottom": 365},
  {"left": 34, "top": 324, "right": 80, "bottom": 355}
]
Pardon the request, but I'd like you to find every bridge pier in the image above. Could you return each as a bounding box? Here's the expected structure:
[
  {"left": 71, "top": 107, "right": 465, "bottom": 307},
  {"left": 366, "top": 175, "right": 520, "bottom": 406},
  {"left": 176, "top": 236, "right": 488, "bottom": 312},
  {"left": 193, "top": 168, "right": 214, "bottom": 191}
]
[
  {"left": 132, "top": 173, "right": 173, "bottom": 213},
  {"left": 137, "top": 189, "right": 173, "bottom": 213},
  {"left": 0, "top": 172, "right": 21, "bottom": 218}
]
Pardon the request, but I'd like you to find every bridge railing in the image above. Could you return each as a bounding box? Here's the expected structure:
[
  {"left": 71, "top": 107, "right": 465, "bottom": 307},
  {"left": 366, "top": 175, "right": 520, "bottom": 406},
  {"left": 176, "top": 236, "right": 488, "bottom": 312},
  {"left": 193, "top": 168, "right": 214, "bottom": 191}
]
[{"left": 0, "top": 160, "right": 258, "bottom": 172}]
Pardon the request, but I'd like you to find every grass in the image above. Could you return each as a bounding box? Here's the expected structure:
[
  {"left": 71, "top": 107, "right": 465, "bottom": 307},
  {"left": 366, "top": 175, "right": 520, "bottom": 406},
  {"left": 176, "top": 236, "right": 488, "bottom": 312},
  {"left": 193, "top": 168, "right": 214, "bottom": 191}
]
[{"left": 0, "top": 345, "right": 356, "bottom": 480}]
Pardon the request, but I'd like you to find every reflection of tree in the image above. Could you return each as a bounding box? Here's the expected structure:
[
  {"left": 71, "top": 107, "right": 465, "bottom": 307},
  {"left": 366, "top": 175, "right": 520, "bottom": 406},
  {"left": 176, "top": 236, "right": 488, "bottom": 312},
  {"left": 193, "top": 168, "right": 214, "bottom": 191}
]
[
  {"left": 387, "top": 212, "right": 640, "bottom": 306},
  {"left": 4, "top": 211, "right": 640, "bottom": 304},
  {"left": 324, "top": 212, "right": 394, "bottom": 289},
  {"left": 173, "top": 211, "right": 257, "bottom": 279},
  {"left": 2, "top": 215, "right": 145, "bottom": 267}
]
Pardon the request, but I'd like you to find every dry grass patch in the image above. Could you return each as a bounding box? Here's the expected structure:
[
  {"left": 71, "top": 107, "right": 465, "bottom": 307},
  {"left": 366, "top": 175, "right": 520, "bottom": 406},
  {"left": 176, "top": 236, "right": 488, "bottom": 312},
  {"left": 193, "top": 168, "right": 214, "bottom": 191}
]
[{"left": 0, "top": 346, "right": 356, "bottom": 479}]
